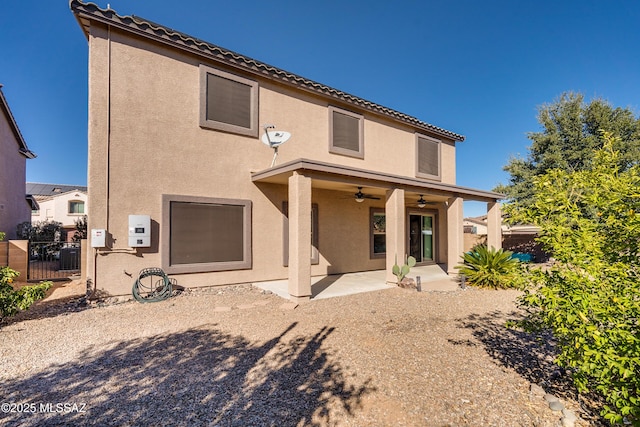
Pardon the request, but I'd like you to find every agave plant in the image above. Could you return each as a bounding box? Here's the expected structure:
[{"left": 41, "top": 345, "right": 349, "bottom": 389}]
[{"left": 456, "top": 245, "right": 520, "bottom": 289}]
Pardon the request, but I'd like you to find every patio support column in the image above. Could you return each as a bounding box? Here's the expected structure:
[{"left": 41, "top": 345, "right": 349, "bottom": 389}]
[
  {"left": 288, "top": 171, "right": 312, "bottom": 303},
  {"left": 446, "top": 196, "right": 464, "bottom": 275},
  {"left": 486, "top": 201, "right": 502, "bottom": 250},
  {"left": 385, "top": 188, "right": 405, "bottom": 284}
]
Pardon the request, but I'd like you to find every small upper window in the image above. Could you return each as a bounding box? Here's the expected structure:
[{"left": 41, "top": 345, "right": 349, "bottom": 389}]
[
  {"left": 199, "top": 65, "right": 259, "bottom": 137},
  {"left": 416, "top": 134, "right": 441, "bottom": 180},
  {"left": 69, "top": 200, "right": 85, "bottom": 214},
  {"left": 329, "top": 106, "right": 364, "bottom": 159}
]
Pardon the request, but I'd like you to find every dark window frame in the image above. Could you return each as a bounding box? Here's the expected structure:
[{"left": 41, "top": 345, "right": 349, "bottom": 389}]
[
  {"left": 328, "top": 105, "right": 364, "bottom": 159},
  {"left": 406, "top": 208, "right": 439, "bottom": 265},
  {"left": 199, "top": 65, "right": 259, "bottom": 137},
  {"left": 68, "top": 200, "right": 85, "bottom": 215},
  {"left": 370, "top": 207, "right": 386, "bottom": 259},
  {"left": 161, "top": 194, "right": 252, "bottom": 274},
  {"left": 415, "top": 133, "right": 442, "bottom": 180}
]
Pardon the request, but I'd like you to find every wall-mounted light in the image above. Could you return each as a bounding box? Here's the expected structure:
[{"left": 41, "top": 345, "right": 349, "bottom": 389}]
[{"left": 417, "top": 195, "right": 426, "bottom": 208}]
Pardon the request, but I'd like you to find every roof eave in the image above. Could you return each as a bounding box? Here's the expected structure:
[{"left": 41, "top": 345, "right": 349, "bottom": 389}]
[
  {"left": 252, "top": 158, "right": 504, "bottom": 202},
  {"left": 69, "top": 0, "right": 465, "bottom": 142},
  {"left": 0, "top": 86, "right": 35, "bottom": 158}
]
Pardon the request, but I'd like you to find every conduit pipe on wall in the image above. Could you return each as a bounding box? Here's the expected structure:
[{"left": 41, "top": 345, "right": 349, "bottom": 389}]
[{"left": 91, "top": 23, "right": 113, "bottom": 294}]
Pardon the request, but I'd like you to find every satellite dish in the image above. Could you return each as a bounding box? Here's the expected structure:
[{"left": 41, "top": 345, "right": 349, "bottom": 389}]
[
  {"left": 261, "top": 131, "right": 291, "bottom": 148},
  {"left": 261, "top": 125, "right": 292, "bottom": 167}
]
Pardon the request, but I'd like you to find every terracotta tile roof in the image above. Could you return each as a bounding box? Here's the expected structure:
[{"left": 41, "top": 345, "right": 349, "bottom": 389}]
[{"left": 70, "top": 0, "right": 465, "bottom": 142}]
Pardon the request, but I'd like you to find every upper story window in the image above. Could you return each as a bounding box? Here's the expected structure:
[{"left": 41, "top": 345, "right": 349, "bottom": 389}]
[
  {"left": 69, "top": 200, "right": 85, "bottom": 214},
  {"left": 415, "top": 134, "right": 441, "bottom": 180},
  {"left": 329, "top": 106, "right": 364, "bottom": 159},
  {"left": 199, "top": 65, "right": 259, "bottom": 137}
]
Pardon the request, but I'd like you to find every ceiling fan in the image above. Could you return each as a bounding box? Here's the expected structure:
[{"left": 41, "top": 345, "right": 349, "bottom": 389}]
[
  {"left": 406, "top": 194, "right": 438, "bottom": 208},
  {"left": 354, "top": 187, "right": 380, "bottom": 202}
]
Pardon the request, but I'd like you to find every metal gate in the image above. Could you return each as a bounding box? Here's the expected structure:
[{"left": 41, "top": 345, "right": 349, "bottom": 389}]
[{"left": 28, "top": 241, "right": 81, "bottom": 281}]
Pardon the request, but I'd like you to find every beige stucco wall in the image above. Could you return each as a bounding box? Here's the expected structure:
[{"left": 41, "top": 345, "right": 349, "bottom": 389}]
[
  {"left": 8, "top": 240, "right": 28, "bottom": 280},
  {"left": 85, "top": 24, "right": 460, "bottom": 296},
  {"left": 0, "top": 109, "right": 30, "bottom": 240},
  {"left": 0, "top": 241, "right": 7, "bottom": 266}
]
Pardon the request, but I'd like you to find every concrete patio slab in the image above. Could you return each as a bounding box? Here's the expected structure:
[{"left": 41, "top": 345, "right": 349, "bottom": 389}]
[{"left": 254, "top": 264, "right": 460, "bottom": 300}]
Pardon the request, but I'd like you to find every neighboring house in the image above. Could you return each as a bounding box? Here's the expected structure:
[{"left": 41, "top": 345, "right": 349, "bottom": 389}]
[
  {"left": 464, "top": 215, "right": 540, "bottom": 236},
  {"left": 27, "top": 183, "right": 88, "bottom": 240},
  {"left": 70, "top": 1, "right": 504, "bottom": 300},
  {"left": 0, "top": 85, "right": 37, "bottom": 240},
  {"left": 464, "top": 215, "right": 545, "bottom": 261}
]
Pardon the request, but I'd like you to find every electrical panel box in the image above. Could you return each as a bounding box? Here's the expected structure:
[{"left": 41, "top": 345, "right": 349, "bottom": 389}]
[
  {"left": 91, "top": 229, "right": 107, "bottom": 248},
  {"left": 128, "top": 215, "right": 151, "bottom": 247}
]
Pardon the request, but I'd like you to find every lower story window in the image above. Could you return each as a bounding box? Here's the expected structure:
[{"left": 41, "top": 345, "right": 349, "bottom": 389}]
[
  {"left": 162, "top": 195, "right": 252, "bottom": 273},
  {"left": 370, "top": 208, "right": 386, "bottom": 258}
]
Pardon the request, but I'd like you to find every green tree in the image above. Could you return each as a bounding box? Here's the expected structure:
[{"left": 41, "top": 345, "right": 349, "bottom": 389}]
[
  {"left": 496, "top": 92, "right": 640, "bottom": 205},
  {"left": 72, "top": 215, "right": 87, "bottom": 242},
  {"left": 16, "top": 220, "right": 63, "bottom": 241},
  {"left": 507, "top": 132, "right": 640, "bottom": 425}
]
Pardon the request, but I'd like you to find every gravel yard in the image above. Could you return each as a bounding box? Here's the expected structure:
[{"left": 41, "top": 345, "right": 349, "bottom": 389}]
[{"left": 0, "top": 284, "right": 599, "bottom": 426}]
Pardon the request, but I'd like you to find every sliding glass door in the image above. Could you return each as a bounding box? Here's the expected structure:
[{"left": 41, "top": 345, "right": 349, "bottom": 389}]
[{"left": 409, "top": 214, "right": 434, "bottom": 263}]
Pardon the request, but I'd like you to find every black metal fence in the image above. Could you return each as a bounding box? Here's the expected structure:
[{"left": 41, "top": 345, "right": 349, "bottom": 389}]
[{"left": 28, "top": 241, "right": 81, "bottom": 282}]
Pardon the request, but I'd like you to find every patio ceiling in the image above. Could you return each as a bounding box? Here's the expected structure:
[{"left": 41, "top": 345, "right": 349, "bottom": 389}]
[{"left": 251, "top": 158, "right": 504, "bottom": 203}]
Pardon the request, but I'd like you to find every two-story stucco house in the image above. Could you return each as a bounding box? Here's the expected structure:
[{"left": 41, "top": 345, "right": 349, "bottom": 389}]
[
  {"left": 27, "top": 183, "right": 88, "bottom": 240},
  {"left": 0, "top": 85, "right": 37, "bottom": 240},
  {"left": 71, "top": 1, "right": 503, "bottom": 301}
]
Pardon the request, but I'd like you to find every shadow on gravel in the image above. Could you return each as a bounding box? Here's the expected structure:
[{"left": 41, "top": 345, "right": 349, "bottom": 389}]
[
  {"left": 454, "top": 310, "right": 605, "bottom": 425},
  {"left": 1, "top": 322, "right": 374, "bottom": 427},
  {"left": 1, "top": 296, "right": 91, "bottom": 328}
]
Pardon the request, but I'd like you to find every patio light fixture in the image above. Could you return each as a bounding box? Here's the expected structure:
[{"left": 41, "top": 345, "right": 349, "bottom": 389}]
[
  {"left": 417, "top": 195, "right": 426, "bottom": 208},
  {"left": 355, "top": 188, "right": 365, "bottom": 203}
]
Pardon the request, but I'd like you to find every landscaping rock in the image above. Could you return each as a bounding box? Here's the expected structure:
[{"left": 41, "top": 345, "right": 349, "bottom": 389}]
[
  {"left": 549, "top": 400, "right": 565, "bottom": 412},
  {"left": 398, "top": 277, "right": 416, "bottom": 289},
  {"left": 544, "top": 393, "right": 560, "bottom": 403},
  {"left": 562, "top": 408, "right": 578, "bottom": 427},
  {"left": 530, "top": 383, "right": 546, "bottom": 398}
]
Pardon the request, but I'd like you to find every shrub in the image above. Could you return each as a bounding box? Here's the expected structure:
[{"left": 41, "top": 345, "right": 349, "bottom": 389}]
[
  {"left": 0, "top": 267, "right": 52, "bottom": 322},
  {"left": 507, "top": 132, "right": 640, "bottom": 425},
  {"left": 456, "top": 245, "right": 521, "bottom": 289},
  {"left": 0, "top": 231, "right": 5, "bottom": 241}
]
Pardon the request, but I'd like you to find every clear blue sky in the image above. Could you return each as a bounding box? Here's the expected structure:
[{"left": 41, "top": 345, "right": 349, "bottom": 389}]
[{"left": 2, "top": 1, "right": 639, "bottom": 217}]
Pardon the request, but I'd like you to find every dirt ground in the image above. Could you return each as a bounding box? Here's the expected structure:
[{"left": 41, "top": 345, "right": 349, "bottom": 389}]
[{"left": 1, "top": 283, "right": 601, "bottom": 426}]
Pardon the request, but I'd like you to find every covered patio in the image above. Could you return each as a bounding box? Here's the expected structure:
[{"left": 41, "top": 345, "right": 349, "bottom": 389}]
[
  {"left": 254, "top": 264, "right": 459, "bottom": 300},
  {"left": 252, "top": 158, "right": 503, "bottom": 303}
]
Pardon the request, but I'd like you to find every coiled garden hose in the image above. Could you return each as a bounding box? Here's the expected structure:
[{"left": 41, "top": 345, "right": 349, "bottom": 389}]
[{"left": 132, "top": 267, "right": 172, "bottom": 303}]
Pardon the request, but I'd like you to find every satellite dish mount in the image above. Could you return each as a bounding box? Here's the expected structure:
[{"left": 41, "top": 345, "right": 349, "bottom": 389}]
[{"left": 261, "top": 125, "right": 291, "bottom": 167}]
